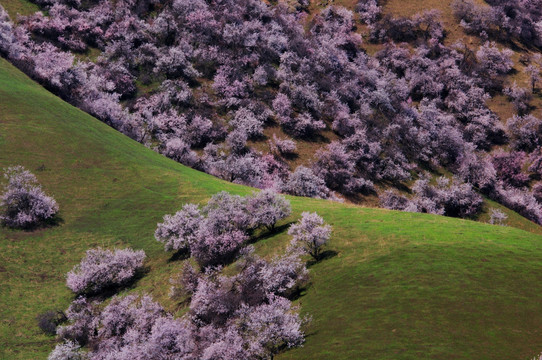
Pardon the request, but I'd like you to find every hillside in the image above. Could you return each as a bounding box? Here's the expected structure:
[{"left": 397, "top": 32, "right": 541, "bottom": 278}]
[
  {"left": 2, "top": 0, "right": 542, "bottom": 230},
  {"left": 2, "top": 55, "right": 542, "bottom": 359}
]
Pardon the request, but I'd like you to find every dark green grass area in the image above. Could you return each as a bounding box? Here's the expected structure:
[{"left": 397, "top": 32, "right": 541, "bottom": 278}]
[{"left": 1, "top": 56, "right": 542, "bottom": 360}]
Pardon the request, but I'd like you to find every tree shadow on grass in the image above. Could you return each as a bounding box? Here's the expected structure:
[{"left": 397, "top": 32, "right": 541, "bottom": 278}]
[
  {"left": 168, "top": 248, "right": 190, "bottom": 263},
  {"left": 36, "top": 309, "right": 67, "bottom": 336},
  {"left": 307, "top": 250, "right": 338, "bottom": 268},
  {"left": 282, "top": 152, "right": 299, "bottom": 161},
  {"left": 2, "top": 214, "right": 65, "bottom": 232},
  {"left": 288, "top": 285, "right": 310, "bottom": 302},
  {"left": 248, "top": 222, "right": 294, "bottom": 244},
  {"left": 42, "top": 215, "right": 64, "bottom": 228}
]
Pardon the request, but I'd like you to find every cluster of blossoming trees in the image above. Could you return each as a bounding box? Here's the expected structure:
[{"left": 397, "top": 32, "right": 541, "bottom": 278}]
[
  {"left": 48, "top": 191, "right": 333, "bottom": 359},
  {"left": 2, "top": 0, "right": 542, "bottom": 224}
]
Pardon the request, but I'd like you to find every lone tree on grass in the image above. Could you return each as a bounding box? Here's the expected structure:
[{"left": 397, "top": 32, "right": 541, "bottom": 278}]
[
  {"left": 288, "top": 212, "right": 332, "bottom": 260},
  {"left": 0, "top": 165, "right": 58, "bottom": 229}
]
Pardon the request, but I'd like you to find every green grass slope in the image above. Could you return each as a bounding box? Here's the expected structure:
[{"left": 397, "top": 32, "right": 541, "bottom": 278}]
[{"left": 1, "top": 56, "right": 542, "bottom": 360}]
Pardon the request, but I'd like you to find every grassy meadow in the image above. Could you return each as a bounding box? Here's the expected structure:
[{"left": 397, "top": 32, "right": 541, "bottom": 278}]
[{"left": 2, "top": 55, "right": 542, "bottom": 359}]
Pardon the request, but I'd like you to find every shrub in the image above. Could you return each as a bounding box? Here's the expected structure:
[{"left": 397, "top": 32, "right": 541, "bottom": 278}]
[
  {"left": 37, "top": 310, "right": 67, "bottom": 336},
  {"left": 288, "top": 212, "right": 332, "bottom": 260},
  {"left": 0, "top": 166, "right": 59, "bottom": 229},
  {"left": 66, "top": 248, "right": 146, "bottom": 295}
]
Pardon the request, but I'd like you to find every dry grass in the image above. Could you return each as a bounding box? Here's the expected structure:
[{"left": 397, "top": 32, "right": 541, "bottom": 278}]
[
  {"left": 383, "top": 0, "right": 484, "bottom": 46},
  {"left": 0, "top": 0, "right": 38, "bottom": 19}
]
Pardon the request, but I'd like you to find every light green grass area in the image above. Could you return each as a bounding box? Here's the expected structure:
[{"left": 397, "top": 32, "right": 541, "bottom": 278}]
[{"left": 1, "top": 47, "right": 542, "bottom": 360}]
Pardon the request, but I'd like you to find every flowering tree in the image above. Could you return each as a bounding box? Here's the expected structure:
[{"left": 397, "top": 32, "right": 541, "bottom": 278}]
[
  {"left": 163, "top": 138, "right": 199, "bottom": 167},
  {"left": 407, "top": 177, "right": 483, "bottom": 218},
  {"left": 356, "top": 0, "right": 381, "bottom": 25},
  {"left": 56, "top": 297, "right": 96, "bottom": 345},
  {"left": 190, "top": 229, "right": 248, "bottom": 267},
  {"left": 503, "top": 82, "right": 532, "bottom": 114},
  {"left": 489, "top": 208, "right": 508, "bottom": 226},
  {"left": 155, "top": 191, "right": 294, "bottom": 267},
  {"left": 0, "top": 166, "right": 59, "bottom": 229},
  {"left": 492, "top": 151, "right": 529, "bottom": 188},
  {"left": 66, "top": 247, "right": 146, "bottom": 295},
  {"left": 475, "top": 42, "right": 513, "bottom": 81},
  {"left": 247, "top": 190, "right": 291, "bottom": 231},
  {"left": 55, "top": 245, "right": 308, "bottom": 359},
  {"left": 507, "top": 115, "right": 542, "bottom": 152},
  {"left": 313, "top": 142, "right": 375, "bottom": 195},
  {"left": 526, "top": 63, "right": 540, "bottom": 91},
  {"left": 382, "top": 176, "right": 483, "bottom": 218},
  {"left": 155, "top": 204, "right": 202, "bottom": 252},
  {"left": 269, "top": 134, "right": 297, "bottom": 156},
  {"left": 0, "top": 5, "right": 14, "bottom": 56},
  {"left": 282, "top": 166, "right": 331, "bottom": 199},
  {"left": 234, "top": 296, "right": 305, "bottom": 359},
  {"left": 229, "top": 107, "right": 265, "bottom": 139},
  {"left": 48, "top": 341, "right": 84, "bottom": 360},
  {"left": 288, "top": 212, "right": 332, "bottom": 260}
]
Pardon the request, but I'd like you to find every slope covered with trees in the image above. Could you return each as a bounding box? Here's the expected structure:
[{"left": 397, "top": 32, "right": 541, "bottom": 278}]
[
  {"left": 2, "top": 0, "right": 542, "bottom": 227},
  {"left": 2, "top": 53, "right": 542, "bottom": 359}
]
